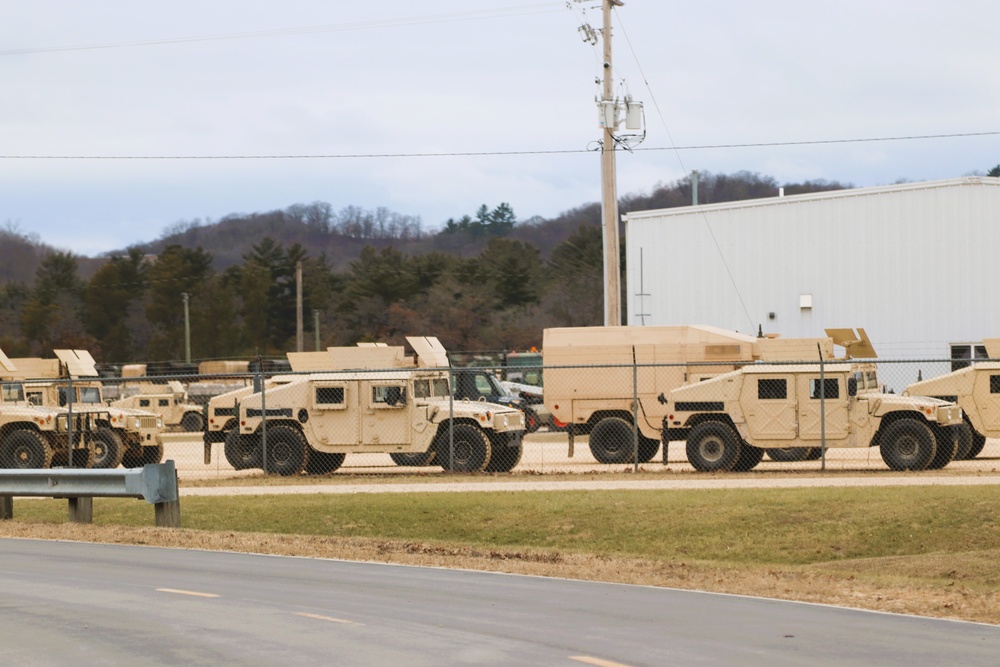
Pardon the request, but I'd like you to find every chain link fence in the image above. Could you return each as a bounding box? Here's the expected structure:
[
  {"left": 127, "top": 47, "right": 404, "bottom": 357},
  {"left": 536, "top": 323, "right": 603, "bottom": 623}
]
[{"left": 0, "top": 356, "right": 995, "bottom": 477}]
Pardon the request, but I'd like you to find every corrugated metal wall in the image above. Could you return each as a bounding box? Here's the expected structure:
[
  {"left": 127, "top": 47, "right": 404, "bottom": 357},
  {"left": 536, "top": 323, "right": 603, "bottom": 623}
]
[{"left": 624, "top": 178, "right": 1000, "bottom": 359}]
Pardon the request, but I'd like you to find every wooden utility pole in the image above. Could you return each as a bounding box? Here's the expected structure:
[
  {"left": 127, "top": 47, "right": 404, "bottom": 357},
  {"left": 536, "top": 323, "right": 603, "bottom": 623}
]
[
  {"left": 295, "top": 261, "right": 303, "bottom": 352},
  {"left": 600, "top": 0, "right": 621, "bottom": 326}
]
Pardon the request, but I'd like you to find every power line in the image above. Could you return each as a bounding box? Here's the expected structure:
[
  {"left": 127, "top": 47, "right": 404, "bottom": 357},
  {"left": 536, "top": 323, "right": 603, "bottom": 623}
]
[
  {"left": 1, "top": 130, "right": 995, "bottom": 161},
  {"left": 0, "top": 4, "right": 563, "bottom": 57}
]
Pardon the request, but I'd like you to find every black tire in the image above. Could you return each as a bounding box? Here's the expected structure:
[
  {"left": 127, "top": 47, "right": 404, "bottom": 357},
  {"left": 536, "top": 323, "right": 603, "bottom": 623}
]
[
  {"left": 588, "top": 417, "right": 637, "bottom": 464},
  {"left": 390, "top": 451, "right": 436, "bottom": 467},
  {"left": 1, "top": 429, "right": 53, "bottom": 469},
  {"left": 522, "top": 407, "right": 541, "bottom": 434},
  {"left": 686, "top": 421, "right": 742, "bottom": 472},
  {"left": 140, "top": 443, "right": 165, "bottom": 465},
  {"left": 180, "top": 412, "right": 205, "bottom": 432},
  {"left": 765, "top": 447, "right": 817, "bottom": 463},
  {"left": 92, "top": 427, "right": 125, "bottom": 469},
  {"left": 966, "top": 429, "right": 987, "bottom": 459},
  {"left": 735, "top": 444, "right": 764, "bottom": 472},
  {"left": 805, "top": 447, "right": 824, "bottom": 460},
  {"left": 637, "top": 437, "right": 661, "bottom": 463},
  {"left": 954, "top": 423, "right": 974, "bottom": 460},
  {"left": 305, "top": 450, "right": 346, "bottom": 475},
  {"left": 927, "top": 426, "right": 958, "bottom": 470},
  {"left": 263, "top": 425, "right": 308, "bottom": 476},
  {"left": 484, "top": 440, "right": 523, "bottom": 473},
  {"left": 437, "top": 423, "right": 491, "bottom": 473},
  {"left": 879, "top": 419, "right": 937, "bottom": 471},
  {"left": 224, "top": 430, "right": 262, "bottom": 470}
]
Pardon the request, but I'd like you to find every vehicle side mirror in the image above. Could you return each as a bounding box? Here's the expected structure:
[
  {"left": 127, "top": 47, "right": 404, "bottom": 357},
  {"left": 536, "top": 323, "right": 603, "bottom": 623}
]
[{"left": 848, "top": 378, "right": 858, "bottom": 397}]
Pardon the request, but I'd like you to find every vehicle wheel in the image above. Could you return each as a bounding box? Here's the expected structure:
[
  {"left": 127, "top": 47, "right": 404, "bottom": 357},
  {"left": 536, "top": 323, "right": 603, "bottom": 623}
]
[
  {"left": 305, "top": 450, "right": 346, "bottom": 475},
  {"left": 879, "top": 419, "right": 937, "bottom": 471},
  {"left": 390, "top": 451, "right": 436, "bottom": 467},
  {"left": 180, "top": 412, "right": 205, "bottom": 432},
  {"left": 735, "top": 444, "right": 764, "bottom": 472},
  {"left": 121, "top": 447, "right": 143, "bottom": 468},
  {"left": 140, "top": 443, "right": 165, "bottom": 465},
  {"left": 966, "top": 429, "right": 987, "bottom": 459},
  {"left": 588, "top": 417, "right": 636, "bottom": 464},
  {"left": 91, "top": 427, "right": 125, "bottom": 469},
  {"left": 224, "top": 431, "right": 262, "bottom": 470},
  {"left": 484, "top": 440, "right": 523, "bottom": 473},
  {"left": 437, "top": 424, "right": 490, "bottom": 472},
  {"left": 263, "top": 425, "right": 308, "bottom": 476},
  {"left": 1, "top": 429, "right": 54, "bottom": 469},
  {"left": 522, "top": 407, "right": 541, "bottom": 434},
  {"left": 805, "top": 447, "right": 824, "bottom": 460},
  {"left": 637, "top": 437, "right": 661, "bottom": 463},
  {"left": 69, "top": 447, "right": 95, "bottom": 468},
  {"left": 953, "top": 423, "right": 973, "bottom": 460},
  {"left": 925, "top": 426, "right": 958, "bottom": 470},
  {"left": 765, "top": 447, "right": 816, "bottom": 462},
  {"left": 686, "top": 421, "right": 742, "bottom": 472}
]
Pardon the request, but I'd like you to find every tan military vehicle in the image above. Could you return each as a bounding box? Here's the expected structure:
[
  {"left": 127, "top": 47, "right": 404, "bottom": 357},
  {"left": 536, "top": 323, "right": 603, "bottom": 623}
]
[
  {"left": 662, "top": 333, "right": 964, "bottom": 472},
  {"left": 903, "top": 338, "right": 1000, "bottom": 460},
  {"left": 204, "top": 374, "right": 300, "bottom": 469},
  {"left": 8, "top": 351, "right": 164, "bottom": 468},
  {"left": 211, "top": 337, "right": 526, "bottom": 475},
  {"left": 112, "top": 381, "right": 205, "bottom": 432},
  {"left": 541, "top": 325, "right": 837, "bottom": 464},
  {"left": 0, "top": 351, "right": 96, "bottom": 468}
]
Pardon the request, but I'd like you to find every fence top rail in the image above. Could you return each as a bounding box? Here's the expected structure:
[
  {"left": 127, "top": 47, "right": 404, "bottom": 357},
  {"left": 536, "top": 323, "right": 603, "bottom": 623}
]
[{"left": 0, "top": 461, "right": 177, "bottom": 504}]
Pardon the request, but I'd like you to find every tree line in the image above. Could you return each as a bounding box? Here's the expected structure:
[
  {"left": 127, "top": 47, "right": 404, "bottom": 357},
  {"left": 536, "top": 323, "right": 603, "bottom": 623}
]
[{"left": 0, "top": 170, "right": 863, "bottom": 364}]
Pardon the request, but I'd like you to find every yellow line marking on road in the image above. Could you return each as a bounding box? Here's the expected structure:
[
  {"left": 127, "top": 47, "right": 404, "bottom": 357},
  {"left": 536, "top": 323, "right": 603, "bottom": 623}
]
[
  {"left": 155, "top": 588, "right": 220, "bottom": 598},
  {"left": 570, "top": 657, "right": 635, "bottom": 667},
  {"left": 295, "top": 612, "right": 361, "bottom": 625}
]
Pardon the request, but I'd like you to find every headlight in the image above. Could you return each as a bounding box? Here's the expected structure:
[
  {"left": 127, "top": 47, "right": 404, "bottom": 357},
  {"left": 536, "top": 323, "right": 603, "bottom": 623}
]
[
  {"left": 134, "top": 418, "right": 142, "bottom": 429},
  {"left": 157, "top": 418, "right": 164, "bottom": 428}
]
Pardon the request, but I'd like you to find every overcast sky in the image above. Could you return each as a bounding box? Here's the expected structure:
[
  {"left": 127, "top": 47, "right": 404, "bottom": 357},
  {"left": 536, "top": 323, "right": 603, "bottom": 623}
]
[{"left": 2, "top": 1, "right": 999, "bottom": 256}]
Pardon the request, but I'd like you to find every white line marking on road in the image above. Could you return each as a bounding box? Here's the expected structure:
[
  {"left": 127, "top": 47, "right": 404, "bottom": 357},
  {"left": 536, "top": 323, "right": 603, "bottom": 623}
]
[
  {"left": 155, "top": 588, "right": 220, "bottom": 598},
  {"left": 570, "top": 656, "right": 635, "bottom": 667},
  {"left": 295, "top": 612, "right": 361, "bottom": 625}
]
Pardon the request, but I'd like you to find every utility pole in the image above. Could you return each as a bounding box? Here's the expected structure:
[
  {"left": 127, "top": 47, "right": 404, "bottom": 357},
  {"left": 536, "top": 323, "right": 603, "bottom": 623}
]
[
  {"left": 295, "top": 260, "right": 303, "bottom": 352},
  {"left": 313, "top": 309, "right": 321, "bottom": 351},
  {"left": 181, "top": 292, "right": 191, "bottom": 363},
  {"left": 600, "top": 0, "right": 621, "bottom": 326}
]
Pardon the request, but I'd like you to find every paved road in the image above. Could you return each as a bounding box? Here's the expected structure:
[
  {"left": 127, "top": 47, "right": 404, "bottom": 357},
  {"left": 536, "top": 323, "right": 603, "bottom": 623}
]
[{"left": 2, "top": 539, "right": 999, "bottom": 666}]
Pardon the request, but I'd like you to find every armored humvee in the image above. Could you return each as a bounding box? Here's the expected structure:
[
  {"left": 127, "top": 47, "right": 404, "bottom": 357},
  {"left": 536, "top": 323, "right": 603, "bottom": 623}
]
[
  {"left": 662, "top": 334, "right": 964, "bottom": 472},
  {"left": 0, "top": 352, "right": 96, "bottom": 468},
  {"left": 541, "top": 325, "right": 839, "bottom": 465},
  {"left": 903, "top": 337, "right": 1000, "bottom": 460},
  {"left": 7, "top": 350, "right": 164, "bottom": 468},
  {"left": 209, "top": 337, "right": 526, "bottom": 475},
  {"left": 112, "top": 381, "right": 205, "bottom": 432}
]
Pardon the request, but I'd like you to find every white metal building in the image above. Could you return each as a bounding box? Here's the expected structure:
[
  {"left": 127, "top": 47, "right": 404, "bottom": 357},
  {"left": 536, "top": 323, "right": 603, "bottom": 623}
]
[{"left": 623, "top": 176, "right": 1000, "bottom": 367}]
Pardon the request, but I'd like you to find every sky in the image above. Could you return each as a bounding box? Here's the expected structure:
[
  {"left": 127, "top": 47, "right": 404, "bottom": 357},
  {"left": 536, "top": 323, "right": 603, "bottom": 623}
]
[{"left": 2, "top": 1, "right": 999, "bottom": 256}]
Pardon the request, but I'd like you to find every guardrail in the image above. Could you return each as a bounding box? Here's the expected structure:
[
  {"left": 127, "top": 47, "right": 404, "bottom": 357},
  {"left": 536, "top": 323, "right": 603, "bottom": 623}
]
[{"left": 0, "top": 460, "right": 180, "bottom": 527}]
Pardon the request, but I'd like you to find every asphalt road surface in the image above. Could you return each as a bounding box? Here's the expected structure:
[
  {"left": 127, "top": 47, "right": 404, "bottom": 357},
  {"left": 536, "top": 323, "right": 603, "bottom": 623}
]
[{"left": 2, "top": 539, "right": 999, "bottom": 666}]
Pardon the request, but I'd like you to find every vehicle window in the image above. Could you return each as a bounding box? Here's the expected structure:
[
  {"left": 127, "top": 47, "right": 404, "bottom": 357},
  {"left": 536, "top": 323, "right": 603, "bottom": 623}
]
[
  {"left": 991, "top": 375, "right": 1000, "bottom": 394},
  {"left": 758, "top": 378, "right": 787, "bottom": 400},
  {"left": 139, "top": 399, "right": 150, "bottom": 407},
  {"left": 809, "top": 378, "right": 840, "bottom": 399},
  {"left": 1, "top": 382, "right": 24, "bottom": 402},
  {"left": 432, "top": 379, "right": 450, "bottom": 397},
  {"left": 475, "top": 375, "right": 493, "bottom": 395},
  {"left": 316, "top": 386, "right": 346, "bottom": 405},
  {"left": 372, "top": 385, "right": 406, "bottom": 407},
  {"left": 159, "top": 399, "right": 170, "bottom": 407},
  {"left": 27, "top": 392, "right": 43, "bottom": 406},
  {"left": 77, "top": 387, "right": 102, "bottom": 404},
  {"left": 413, "top": 380, "right": 431, "bottom": 398}
]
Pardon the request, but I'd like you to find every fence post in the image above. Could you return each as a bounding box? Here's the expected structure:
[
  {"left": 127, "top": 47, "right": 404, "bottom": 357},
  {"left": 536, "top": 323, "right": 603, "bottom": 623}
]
[
  {"left": 632, "top": 353, "right": 639, "bottom": 472},
  {"left": 818, "top": 343, "right": 826, "bottom": 471},
  {"left": 258, "top": 360, "right": 268, "bottom": 475},
  {"left": 447, "top": 360, "right": 454, "bottom": 471}
]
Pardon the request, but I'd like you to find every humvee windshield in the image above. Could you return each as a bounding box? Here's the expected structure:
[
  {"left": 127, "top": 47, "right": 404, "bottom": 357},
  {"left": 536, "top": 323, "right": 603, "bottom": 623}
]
[
  {"left": 413, "top": 378, "right": 450, "bottom": 398},
  {"left": 1, "top": 381, "right": 24, "bottom": 402}
]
